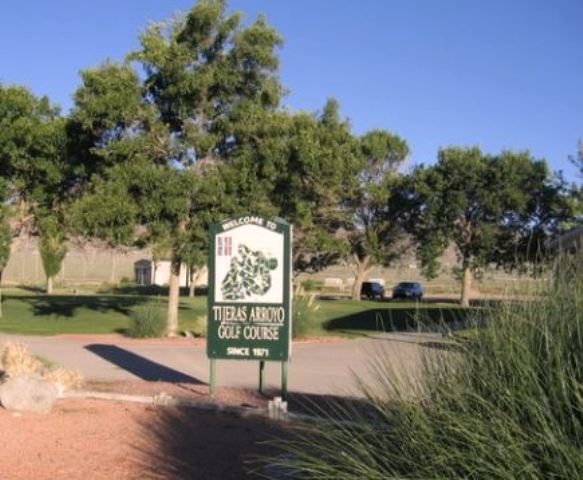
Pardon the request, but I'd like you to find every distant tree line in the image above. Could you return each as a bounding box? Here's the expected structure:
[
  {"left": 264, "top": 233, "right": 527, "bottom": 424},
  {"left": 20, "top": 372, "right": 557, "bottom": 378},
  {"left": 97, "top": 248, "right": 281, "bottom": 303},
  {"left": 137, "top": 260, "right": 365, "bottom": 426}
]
[{"left": 0, "top": 0, "right": 580, "bottom": 327}]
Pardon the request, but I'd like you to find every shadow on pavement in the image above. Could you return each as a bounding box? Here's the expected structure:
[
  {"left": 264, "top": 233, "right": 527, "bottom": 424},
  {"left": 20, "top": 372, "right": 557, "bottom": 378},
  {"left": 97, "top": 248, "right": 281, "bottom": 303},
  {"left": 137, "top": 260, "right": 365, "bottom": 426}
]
[
  {"left": 133, "top": 391, "right": 373, "bottom": 479},
  {"left": 85, "top": 344, "right": 205, "bottom": 384}
]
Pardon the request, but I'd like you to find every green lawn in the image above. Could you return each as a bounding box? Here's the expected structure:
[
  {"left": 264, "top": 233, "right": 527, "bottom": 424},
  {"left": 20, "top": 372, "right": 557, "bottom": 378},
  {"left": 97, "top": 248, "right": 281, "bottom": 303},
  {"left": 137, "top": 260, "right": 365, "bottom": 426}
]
[
  {"left": 312, "top": 298, "right": 470, "bottom": 336},
  {"left": 0, "top": 291, "right": 207, "bottom": 336},
  {"left": 0, "top": 289, "right": 473, "bottom": 337}
]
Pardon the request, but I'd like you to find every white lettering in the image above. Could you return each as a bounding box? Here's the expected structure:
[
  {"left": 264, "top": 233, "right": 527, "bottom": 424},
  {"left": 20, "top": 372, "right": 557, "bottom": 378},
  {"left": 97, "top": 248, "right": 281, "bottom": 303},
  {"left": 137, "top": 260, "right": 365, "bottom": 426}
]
[
  {"left": 253, "top": 348, "right": 269, "bottom": 357},
  {"left": 227, "top": 347, "right": 249, "bottom": 356},
  {"left": 243, "top": 325, "right": 279, "bottom": 341},
  {"left": 218, "top": 324, "right": 242, "bottom": 339},
  {"left": 213, "top": 306, "right": 247, "bottom": 322},
  {"left": 248, "top": 306, "right": 285, "bottom": 324},
  {"left": 221, "top": 216, "right": 265, "bottom": 231}
]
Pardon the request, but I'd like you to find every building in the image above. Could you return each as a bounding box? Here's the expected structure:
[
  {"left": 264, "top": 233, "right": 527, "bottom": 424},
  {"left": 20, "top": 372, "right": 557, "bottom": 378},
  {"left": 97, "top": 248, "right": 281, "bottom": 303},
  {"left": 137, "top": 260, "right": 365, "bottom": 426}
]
[{"left": 134, "top": 259, "right": 208, "bottom": 287}]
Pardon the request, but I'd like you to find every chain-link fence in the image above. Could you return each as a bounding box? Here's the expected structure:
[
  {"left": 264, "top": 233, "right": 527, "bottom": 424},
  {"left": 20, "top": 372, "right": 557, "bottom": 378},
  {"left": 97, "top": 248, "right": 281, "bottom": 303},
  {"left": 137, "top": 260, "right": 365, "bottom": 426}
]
[{"left": 3, "top": 238, "right": 149, "bottom": 286}]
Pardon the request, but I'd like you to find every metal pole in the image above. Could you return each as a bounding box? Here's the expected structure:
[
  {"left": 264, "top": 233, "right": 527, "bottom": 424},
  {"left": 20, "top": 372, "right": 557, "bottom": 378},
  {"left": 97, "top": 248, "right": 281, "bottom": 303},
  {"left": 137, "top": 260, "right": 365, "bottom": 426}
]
[
  {"left": 259, "top": 360, "right": 265, "bottom": 394},
  {"left": 281, "top": 361, "right": 288, "bottom": 401},
  {"left": 210, "top": 359, "right": 217, "bottom": 398}
]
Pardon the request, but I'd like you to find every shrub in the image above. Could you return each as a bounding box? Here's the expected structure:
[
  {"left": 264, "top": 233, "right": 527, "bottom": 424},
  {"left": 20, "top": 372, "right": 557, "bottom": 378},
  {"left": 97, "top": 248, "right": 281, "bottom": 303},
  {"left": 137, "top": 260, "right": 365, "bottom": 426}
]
[
  {"left": 267, "top": 257, "right": 583, "bottom": 478},
  {"left": 0, "top": 342, "right": 84, "bottom": 391},
  {"left": 44, "top": 368, "right": 84, "bottom": 389},
  {"left": 184, "top": 315, "right": 207, "bottom": 338},
  {"left": 293, "top": 288, "right": 319, "bottom": 339},
  {"left": 127, "top": 306, "right": 166, "bottom": 338},
  {"left": 0, "top": 342, "right": 44, "bottom": 377}
]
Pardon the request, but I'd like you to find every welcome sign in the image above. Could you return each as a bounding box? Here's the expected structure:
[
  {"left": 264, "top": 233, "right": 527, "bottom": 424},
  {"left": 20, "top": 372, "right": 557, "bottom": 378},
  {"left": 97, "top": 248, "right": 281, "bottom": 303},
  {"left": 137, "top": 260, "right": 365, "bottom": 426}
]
[{"left": 207, "top": 215, "right": 292, "bottom": 362}]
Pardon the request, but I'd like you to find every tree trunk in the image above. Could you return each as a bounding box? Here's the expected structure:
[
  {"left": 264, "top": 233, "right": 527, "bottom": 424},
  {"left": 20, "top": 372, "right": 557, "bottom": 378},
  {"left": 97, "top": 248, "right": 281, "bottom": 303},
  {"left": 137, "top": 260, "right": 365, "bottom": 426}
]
[
  {"left": 188, "top": 266, "right": 196, "bottom": 298},
  {"left": 0, "top": 271, "right": 3, "bottom": 318},
  {"left": 351, "top": 255, "right": 371, "bottom": 301},
  {"left": 166, "top": 256, "right": 181, "bottom": 337},
  {"left": 460, "top": 263, "right": 472, "bottom": 307},
  {"left": 46, "top": 276, "right": 53, "bottom": 295},
  {"left": 110, "top": 249, "right": 117, "bottom": 283}
]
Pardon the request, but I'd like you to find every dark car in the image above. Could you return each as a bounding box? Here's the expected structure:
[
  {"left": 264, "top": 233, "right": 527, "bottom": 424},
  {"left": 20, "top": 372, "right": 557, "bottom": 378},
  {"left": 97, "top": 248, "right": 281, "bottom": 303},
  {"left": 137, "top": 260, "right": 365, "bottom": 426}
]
[
  {"left": 392, "top": 282, "right": 423, "bottom": 301},
  {"left": 361, "top": 281, "right": 385, "bottom": 300}
]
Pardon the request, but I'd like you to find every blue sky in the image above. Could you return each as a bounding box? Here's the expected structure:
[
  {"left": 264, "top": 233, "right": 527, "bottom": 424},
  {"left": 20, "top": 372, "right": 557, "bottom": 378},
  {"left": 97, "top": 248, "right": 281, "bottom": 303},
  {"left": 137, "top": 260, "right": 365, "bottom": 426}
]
[{"left": 1, "top": 0, "right": 581, "bottom": 180}]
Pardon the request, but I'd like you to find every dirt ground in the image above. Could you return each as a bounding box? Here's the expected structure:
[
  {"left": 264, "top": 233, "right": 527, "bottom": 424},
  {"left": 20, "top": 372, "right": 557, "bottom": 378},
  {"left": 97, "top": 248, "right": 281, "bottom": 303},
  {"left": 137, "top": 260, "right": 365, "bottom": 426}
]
[{"left": 0, "top": 385, "right": 289, "bottom": 480}]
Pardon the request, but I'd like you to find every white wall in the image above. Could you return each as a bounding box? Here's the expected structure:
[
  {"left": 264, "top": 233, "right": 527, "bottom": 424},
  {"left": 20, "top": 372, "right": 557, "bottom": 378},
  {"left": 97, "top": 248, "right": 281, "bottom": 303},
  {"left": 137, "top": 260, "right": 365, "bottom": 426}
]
[{"left": 151, "top": 261, "right": 208, "bottom": 287}]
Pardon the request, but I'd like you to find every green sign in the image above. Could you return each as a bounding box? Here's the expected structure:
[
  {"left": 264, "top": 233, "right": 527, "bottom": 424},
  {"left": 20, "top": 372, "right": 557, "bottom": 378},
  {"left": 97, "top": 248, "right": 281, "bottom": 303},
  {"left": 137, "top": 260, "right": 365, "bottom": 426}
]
[{"left": 207, "top": 215, "right": 292, "bottom": 362}]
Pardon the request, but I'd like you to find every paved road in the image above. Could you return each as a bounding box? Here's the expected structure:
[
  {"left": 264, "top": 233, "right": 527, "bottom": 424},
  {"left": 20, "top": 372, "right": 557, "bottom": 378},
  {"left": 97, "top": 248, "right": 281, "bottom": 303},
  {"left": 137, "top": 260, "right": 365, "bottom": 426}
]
[{"left": 0, "top": 332, "right": 440, "bottom": 396}]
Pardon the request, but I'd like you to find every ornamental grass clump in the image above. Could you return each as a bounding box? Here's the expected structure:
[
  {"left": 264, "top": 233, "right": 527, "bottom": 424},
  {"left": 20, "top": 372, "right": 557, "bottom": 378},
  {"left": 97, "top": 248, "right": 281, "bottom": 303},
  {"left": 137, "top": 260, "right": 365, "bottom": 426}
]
[
  {"left": 127, "top": 306, "right": 166, "bottom": 338},
  {"left": 0, "top": 341, "right": 44, "bottom": 377},
  {"left": 266, "top": 257, "right": 583, "bottom": 479},
  {"left": 293, "top": 287, "right": 320, "bottom": 339},
  {"left": 0, "top": 341, "right": 83, "bottom": 391}
]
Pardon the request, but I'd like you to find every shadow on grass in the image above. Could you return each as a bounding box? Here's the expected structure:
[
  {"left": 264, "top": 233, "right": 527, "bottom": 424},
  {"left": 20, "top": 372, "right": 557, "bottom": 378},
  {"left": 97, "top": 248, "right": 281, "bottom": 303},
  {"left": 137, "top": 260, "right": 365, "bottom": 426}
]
[
  {"left": 16, "top": 285, "right": 47, "bottom": 294},
  {"left": 283, "top": 390, "right": 377, "bottom": 419},
  {"left": 85, "top": 344, "right": 205, "bottom": 384},
  {"left": 20, "top": 294, "right": 150, "bottom": 318},
  {"left": 324, "top": 305, "right": 476, "bottom": 334},
  {"left": 99, "top": 284, "right": 209, "bottom": 296}
]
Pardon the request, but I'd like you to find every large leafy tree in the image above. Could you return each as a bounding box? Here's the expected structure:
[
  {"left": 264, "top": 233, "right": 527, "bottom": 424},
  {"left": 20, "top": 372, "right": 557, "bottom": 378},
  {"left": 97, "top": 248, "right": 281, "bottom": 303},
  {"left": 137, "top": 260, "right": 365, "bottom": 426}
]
[
  {"left": 236, "top": 99, "right": 364, "bottom": 274},
  {"left": 344, "top": 128, "right": 409, "bottom": 300},
  {"left": 72, "top": 0, "right": 283, "bottom": 335},
  {"left": 221, "top": 97, "right": 410, "bottom": 292},
  {"left": 0, "top": 84, "right": 73, "bottom": 294},
  {"left": 281, "top": 100, "right": 363, "bottom": 274},
  {"left": 398, "top": 147, "right": 574, "bottom": 306}
]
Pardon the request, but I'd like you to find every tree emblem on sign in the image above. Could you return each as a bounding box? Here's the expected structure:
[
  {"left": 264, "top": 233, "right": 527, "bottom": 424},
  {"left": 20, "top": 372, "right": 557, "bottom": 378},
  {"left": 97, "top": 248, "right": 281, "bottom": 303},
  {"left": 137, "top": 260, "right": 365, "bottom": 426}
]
[{"left": 221, "top": 245, "right": 278, "bottom": 300}]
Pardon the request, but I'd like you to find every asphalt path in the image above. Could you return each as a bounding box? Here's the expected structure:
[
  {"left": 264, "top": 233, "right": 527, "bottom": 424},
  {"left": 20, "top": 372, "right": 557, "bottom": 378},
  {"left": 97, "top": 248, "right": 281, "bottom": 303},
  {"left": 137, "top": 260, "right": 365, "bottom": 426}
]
[{"left": 0, "top": 332, "right": 440, "bottom": 396}]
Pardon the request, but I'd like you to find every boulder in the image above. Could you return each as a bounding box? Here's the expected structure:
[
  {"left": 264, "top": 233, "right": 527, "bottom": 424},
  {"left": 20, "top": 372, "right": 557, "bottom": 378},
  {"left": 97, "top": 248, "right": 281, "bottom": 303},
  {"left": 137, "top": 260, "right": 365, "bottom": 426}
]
[{"left": 0, "top": 373, "right": 58, "bottom": 414}]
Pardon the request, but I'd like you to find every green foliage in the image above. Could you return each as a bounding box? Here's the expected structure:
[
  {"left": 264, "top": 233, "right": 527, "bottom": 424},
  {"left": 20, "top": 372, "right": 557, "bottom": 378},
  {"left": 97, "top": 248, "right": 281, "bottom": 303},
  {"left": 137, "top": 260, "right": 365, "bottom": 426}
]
[
  {"left": 343, "top": 128, "right": 409, "bottom": 298},
  {"left": 0, "top": 83, "right": 70, "bottom": 210},
  {"left": 38, "top": 214, "right": 68, "bottom": 279},
  {"left": 70, "top": 1, "right": 286, "bottom": 334},
  {"left": 396, "top": 147, "right": 575, "bottom": 304},
  {"left": 73, "top": 62, "right": 143, "bottom": 135},
  {"left": 267, "top": 258, "right": 583, "bottom": 478},
  {"left": 0, "top": 218, "right": 10, "bottom": 274},
  {"left": 127, "top": 306, "right": 167, "bottom": 338},
  {"left": 189, "top": 314, "right": 208, "bottom": 338},
  {"left": 292, "top": 288, "right": 320, "bottom": 339},
  {"left": 0, "top": 180, "right": 11, "bottom": 274},
  {"left": 404, "top": 148, "right": 573, "bottom": 273},
  {"left": 300, "top": 279, "right": 322, "bottom": 291},
  {"left": 0, "top": 83, "right": 74, "bottom": 296}
]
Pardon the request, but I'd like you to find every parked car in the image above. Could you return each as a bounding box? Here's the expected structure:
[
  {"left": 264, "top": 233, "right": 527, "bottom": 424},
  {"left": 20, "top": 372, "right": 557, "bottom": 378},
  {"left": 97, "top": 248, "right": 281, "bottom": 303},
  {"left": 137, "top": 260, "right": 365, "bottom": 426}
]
[
  {"left": 392, "top": 282, "right": 423, "bottom": 301},
  {"left": 361, "top": 281, "right": 385, "bottom": 300}
]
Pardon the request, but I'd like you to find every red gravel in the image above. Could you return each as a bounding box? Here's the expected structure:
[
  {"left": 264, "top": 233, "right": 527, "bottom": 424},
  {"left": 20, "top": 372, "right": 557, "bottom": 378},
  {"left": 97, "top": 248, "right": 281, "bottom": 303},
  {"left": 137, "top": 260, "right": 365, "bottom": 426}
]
[{"left": 0, "top": 394, "right": 288, "bottom": 480}]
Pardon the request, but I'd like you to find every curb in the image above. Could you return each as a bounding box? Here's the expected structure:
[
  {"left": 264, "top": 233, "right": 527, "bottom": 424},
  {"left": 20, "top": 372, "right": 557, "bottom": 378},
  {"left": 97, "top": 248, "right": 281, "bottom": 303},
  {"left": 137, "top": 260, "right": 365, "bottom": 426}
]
[
  {"left": 63, "top": 389, "right": 360, "bottom": 426},
  {"left": 63, "top": 389, "right": 282, "bottom": 420}
]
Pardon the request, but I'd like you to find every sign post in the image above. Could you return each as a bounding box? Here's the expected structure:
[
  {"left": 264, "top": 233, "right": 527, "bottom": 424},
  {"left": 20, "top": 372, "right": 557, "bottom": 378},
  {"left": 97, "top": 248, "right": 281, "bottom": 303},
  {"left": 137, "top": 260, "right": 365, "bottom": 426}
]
[{"left": 207, "top": 215, "right": 292, "bottom": 399}]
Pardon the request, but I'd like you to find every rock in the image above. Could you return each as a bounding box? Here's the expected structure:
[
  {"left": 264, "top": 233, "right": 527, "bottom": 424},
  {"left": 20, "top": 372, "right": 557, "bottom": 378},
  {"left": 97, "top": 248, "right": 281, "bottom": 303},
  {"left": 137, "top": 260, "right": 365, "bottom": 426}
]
[{"left": 0, "top": 374, "right": 58, "bottom": 414}]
